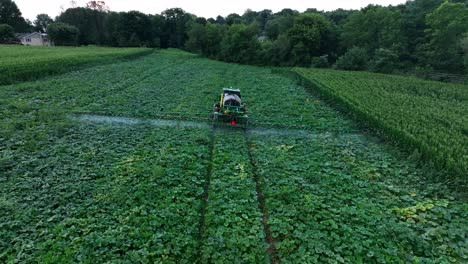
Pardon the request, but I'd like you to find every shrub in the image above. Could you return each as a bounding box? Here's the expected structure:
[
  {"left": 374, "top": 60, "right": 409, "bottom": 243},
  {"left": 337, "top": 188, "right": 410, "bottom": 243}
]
[
  {"left": 335, "top": 47, "right": 368, "bottom": 71},
  {"left": 370, "top": 48, "right": 400, "bottom": 73},
  {"left": 0, "top": 24, "right": 15, "bottom": 43},
  {"left": 311, "top": 55, "right": 330, "bottom": 68},
  {"left": 47, "top": 22, "right": 79, "bottom": 46}
]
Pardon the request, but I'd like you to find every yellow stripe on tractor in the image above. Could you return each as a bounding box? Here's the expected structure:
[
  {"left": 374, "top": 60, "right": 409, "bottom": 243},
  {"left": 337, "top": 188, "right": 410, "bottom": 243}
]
[{"left": 220, "top": 93, "right": 224, "bottom": 108}]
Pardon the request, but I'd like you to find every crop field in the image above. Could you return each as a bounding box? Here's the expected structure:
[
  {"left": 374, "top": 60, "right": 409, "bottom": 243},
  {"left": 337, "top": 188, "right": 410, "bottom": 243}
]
[
  {"left": 293, "top": 68, "right": 468, "bottom": 186},
  {"left": 1, "top": 49, "right": 467, "bottom": 263},
  {"left": 0, "top": 45, "right": 152, "bottom": 85}
]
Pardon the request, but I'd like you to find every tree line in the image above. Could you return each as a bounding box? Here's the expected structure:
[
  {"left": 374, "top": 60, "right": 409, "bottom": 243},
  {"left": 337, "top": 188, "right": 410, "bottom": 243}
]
[{"left": 1, "top": 0, "right": 467, "bottom": 76}]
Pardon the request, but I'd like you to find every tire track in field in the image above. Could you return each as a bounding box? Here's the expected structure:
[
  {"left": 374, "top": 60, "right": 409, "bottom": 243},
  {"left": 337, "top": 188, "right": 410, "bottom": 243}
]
[
  {"left": 243, "top": 128, "right": 278, "bottom": 264},
  {"left": 196, "top": 125, "right": 216, "bottom": 263}
]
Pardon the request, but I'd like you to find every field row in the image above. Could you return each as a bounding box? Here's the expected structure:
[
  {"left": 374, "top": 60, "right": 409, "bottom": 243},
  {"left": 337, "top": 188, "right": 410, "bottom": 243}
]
[
  {"left": 0, "top": 45, "right": 152, "bottom": 85},
  {"left": 293, "top": 68, "right": 468, "bottom": 187},
  {"left": 4, "top": 118, "right": 465, "bottom": 262},
  {"left": 1, "top": 49, "right": 466, "bottom": 262}
]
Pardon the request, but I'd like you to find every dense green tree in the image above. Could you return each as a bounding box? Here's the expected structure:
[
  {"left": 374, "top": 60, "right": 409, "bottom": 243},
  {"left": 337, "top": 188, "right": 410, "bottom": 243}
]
[
  {"left": 207, "top": 18, "right": 216, "bottom": 24},
  {"left": 311, "top": 55, "right": 330, "bottom": 68},
  {"left": 241, "top": 9, "right": 258, "bottom": 24},
  {"left": 263, "top": 34, "right": 292, "bottom": 66},
  {"left": 47, "top": 22, "right": 79, "bottom": 46},
  {"left": 115, "top": 11, "right": 153, "bottom": 47},
  {"left": 103, "top": 11, "right": 119, "bottom": 46},
  {"left": 186, "top": 22, "right": 222, "bottom": 57},
  {"left": 325, "top": 9, "right": 357, "bottom": 56},
  {"left": 265, "top": 15, "right": 295, "bottom": 41},
  {"left": 276, "top": 8, "right": 299, "bottom": 17},
  {"left": 58, "top": 7, "right": 107, "bottom": 45},
  {"left": 215, "top": 15, "right": 225, "bottom": 25},
  {"left": 195, "top": 17, "right": 207, "bottom": 25},
  {"left": 257, "top": 9, "right": 272, "bottom": 31},
  {"left": 370, "top": 48, "right": 400, "bottom": 73},
  {"left": 4, "top": 0, "right": 464, "bottom": 74},
  {"left": 342, "top": 5, "right": 404, "bottom": 53},
  {"left": 185, "top": 22, "right": 206, "bottom": 53},
  {"left": 220, "top": 24, "right": 261, "bottom": 64},
  {"left": 150, "top": 14, "right": 163, "bottom": 47},
  {"left": 335, "top": 47, "right": 369, "bottom": 70},
  {"left": 203, "top": 23, "right": 223, "bottom": 57},
  {"left": 304, "top": 8, "right": 323, "bottom": 14},
  {"left": 463, "top": 34, "right": 468, "bottom": 71},
  {"left": 423, "top": 1, "right": 468, "bottom": 73},
  {"left": 0, "top": 0, "right": 31, "bottom": 32},
  {"left": 161, "top": 8, "right": 192, "bottom": 48},
  {"left": 34, "top": 14, "right": 53, "bottom": 33},
  {"left": 103, "top": 11, "right": 157, "bottom": 47},
  {"left": 265, "top": 19, "right": 280, "bottom": 40},
  {"left": 0, "top": 23, "right": 14, "bottom": 42},
  {"left": 400, "top": 0, "right": 444, "bottom": 62},
  {"left": 325, "top": 9, "right": 356, "bottom": 26},
  {"left": 288, "top": 13, "right": 332, "bottom": 66},
  {"left": 226, "top": 13, "right": 242, "bottom": 25}
]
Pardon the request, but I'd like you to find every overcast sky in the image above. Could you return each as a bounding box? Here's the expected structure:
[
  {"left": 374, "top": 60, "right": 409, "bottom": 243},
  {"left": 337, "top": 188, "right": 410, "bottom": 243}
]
[{"left": 15, "top": 0, "right": 409, "bottom": 21}]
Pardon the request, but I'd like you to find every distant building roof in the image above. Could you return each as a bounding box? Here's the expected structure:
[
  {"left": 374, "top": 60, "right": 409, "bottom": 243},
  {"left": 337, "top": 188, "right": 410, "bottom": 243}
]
[
  {"left": 16, "top": 32, "right": 48, "bottom": 39},
  {"left": 15, "top": 33, "right": 30, "bottom": 39}
]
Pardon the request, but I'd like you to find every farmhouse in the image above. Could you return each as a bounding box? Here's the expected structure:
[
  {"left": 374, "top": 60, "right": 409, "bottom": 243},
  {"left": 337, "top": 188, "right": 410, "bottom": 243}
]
[{"left": 16, "top": 32, "right": 52, "bottom": 46}]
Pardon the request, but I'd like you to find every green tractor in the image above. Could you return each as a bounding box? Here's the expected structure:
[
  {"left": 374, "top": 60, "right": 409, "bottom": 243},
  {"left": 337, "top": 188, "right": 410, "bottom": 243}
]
[{"left": 212, "top": 88, "right": 248, "bottom": 126}]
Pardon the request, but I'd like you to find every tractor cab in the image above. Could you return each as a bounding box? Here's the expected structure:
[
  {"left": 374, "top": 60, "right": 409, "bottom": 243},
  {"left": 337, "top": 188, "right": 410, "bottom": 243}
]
[
  {"left": 213, "top": 88, "right": 247, "bottom": 126},
  {"left": 223, "top": 89, "right": 242, "bottom": 107}
]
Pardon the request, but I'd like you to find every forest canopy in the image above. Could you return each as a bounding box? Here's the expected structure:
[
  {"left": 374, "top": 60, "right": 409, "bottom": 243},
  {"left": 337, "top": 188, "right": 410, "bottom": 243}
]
[{"left": 1, "top": 0, "right": 467, "bottom": 76}]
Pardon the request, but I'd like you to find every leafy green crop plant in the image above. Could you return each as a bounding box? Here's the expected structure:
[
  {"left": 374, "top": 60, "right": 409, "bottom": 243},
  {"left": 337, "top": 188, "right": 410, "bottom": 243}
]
[
  {"left": 0, "top": 46, "right": 152, "bottom": 85},
  {"left": 293, "top": 68, "right": 468, "bottom": 188},
  {"left": 201, "top": 129, "right": 268, "bottom": 263}
]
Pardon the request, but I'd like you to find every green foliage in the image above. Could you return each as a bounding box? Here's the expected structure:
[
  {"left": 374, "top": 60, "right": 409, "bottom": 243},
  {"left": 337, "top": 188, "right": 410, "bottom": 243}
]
[
  {"left": 370, "top": 48, "right": 400, "bottom": 73},
  {"left": 0, "top": 23, "right": 14, "bottom": 42},
  {"left": 0, "top": 45, "right": 152, "bottom": 84},
  {"left": 220, "top": 24, "right": 261, "bottom": 64},
  {"left": 311, "top": 55, "right": 330, "bottom": 68},
  {"left": 263, "top": 34, "right": 292, "bottom": 66},
  {"left": 225, "top": 13, "right": 242, "bottom": 25},
  {"left": 401, "top": 0, "right": 445, "bottom": 58},
  {"left": 115, "top": 11, "right": 154, "bottom": 47},
  {"left": 185, "top": 22, "right": 206, "bottom": 53},
  {"left": 251, "top": 132, "right": 467, "bottom": 262},
  {"left": 1, "top": 0, "right": 462, "bottom": 75},
  {"left": 202, "top": 131, "right": 267, "bottom": 262},
  {"left": 46, "top": 22, "right": 80, "bottom": 46},
  {"left": 34, "top": 14, "right": 53, "bottom": 33},
  {"left": 0, "top": 0, "right": 31, "bottom": 32},
  {"left": 265, "top": 15, "right": 295, "bottom": 41},
  {"left": 294, "top": 67, "right": 468, "bottom": 185},
  {"left": 342, "top": 5, "right": 404, "bottom": 53},
  {"left": 325, "top": 8, "right": 357, "bottom": 26},
  {"left": 185, "top": 22, "right": 222, "bottom": 57},
  {"left": 1, "top": 49, "right": 466, "bottom": 263},
  {"left": 335, "top": 47, "right": 369, "bottom": 70},
  {"left": 288, "top": 13, "right": 332, "bottom": 66},
  {"left": 57, "top": 7, "right": 107, "bottom": 45},
  {"left": 161, "top": 8, "right": 192, "bottom": 48},
  {"left": 1, "top": 0, "right": 457, "bottom": 74},
  {"left": 463, "top": 34, "right": 468, "bottom": 71},
  {"left": 423, "top": 1, "right": 468, "bottom": 73}
]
